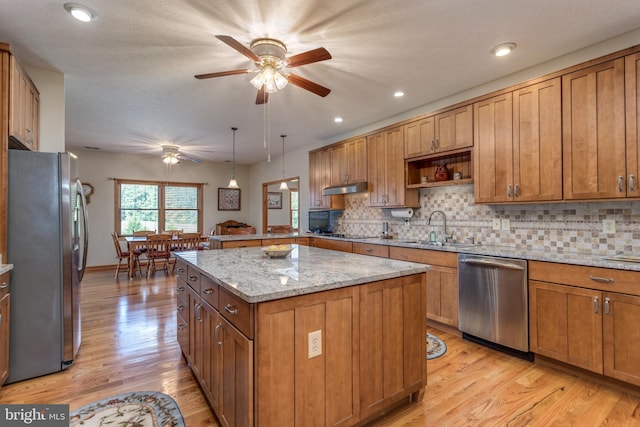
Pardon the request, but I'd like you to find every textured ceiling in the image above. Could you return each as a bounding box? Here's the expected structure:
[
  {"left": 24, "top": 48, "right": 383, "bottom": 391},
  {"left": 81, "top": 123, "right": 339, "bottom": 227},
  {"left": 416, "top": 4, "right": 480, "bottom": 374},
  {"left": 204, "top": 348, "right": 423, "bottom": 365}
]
[{"left": 1, "top": 0, "right": 639, "bottom": 164}]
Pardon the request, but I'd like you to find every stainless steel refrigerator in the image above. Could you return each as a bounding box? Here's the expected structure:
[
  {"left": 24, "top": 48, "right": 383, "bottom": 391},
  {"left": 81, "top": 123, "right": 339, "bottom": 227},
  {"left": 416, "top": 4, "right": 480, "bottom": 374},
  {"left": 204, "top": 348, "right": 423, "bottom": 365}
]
[{"left": 6, "top": 150, "right": 89, "bottom": 383}]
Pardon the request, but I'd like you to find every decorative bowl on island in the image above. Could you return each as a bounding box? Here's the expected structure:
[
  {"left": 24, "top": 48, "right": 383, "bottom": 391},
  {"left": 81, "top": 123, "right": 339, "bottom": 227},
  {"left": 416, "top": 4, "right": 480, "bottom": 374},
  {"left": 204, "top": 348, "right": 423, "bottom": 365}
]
[{"left": 262, "top": 244, "right": 293, "bottom": 258}]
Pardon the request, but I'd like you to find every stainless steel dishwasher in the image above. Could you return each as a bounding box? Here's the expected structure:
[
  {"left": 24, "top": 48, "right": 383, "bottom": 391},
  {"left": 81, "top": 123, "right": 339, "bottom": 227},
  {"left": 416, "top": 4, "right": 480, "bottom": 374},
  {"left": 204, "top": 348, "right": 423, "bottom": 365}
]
[{"left": 458, "top": 254, "right": 530, "bottom": 356}]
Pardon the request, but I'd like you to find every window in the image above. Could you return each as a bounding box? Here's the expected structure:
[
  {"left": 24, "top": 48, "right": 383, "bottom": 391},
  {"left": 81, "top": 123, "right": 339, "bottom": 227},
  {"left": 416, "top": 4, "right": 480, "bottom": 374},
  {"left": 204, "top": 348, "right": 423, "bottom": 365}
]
[
  {"left": 116, "top": 179, "right": 203, "bottom": 235},
  {"left": 290, "top": 190, "right": 299, "bottom": 230}
]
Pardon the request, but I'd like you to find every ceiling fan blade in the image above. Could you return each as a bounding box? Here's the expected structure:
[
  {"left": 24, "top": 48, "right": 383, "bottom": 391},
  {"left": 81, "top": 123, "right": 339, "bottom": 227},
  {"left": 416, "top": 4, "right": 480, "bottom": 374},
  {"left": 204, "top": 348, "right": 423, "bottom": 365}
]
[
  {"left": 256, "top": 86, "right": 269, "bottom": 104},
  {"left": 287, "top": 73, "right": 331, "bottom": 97},
  {"left": 195, "top": 69, "right": 251, "bottom": 79},
  {"left": 215, "top": 35, "right": 260, "bottom": 62},
  {"left": 287, "top": 47, "right": 332, "bottom": 68}
]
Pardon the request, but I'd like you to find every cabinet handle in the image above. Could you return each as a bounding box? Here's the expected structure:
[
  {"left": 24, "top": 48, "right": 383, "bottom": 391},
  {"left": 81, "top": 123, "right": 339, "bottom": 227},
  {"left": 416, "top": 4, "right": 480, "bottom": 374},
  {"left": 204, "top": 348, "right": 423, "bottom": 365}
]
[
  {"left": 177, "top": 304, "right": 185, "bottom": 311},
  {"left": 514, "top": 184, "right": 519, "bottom": 198},
  {"left": 177, "top": 324, "right": 186, "bottom": 330},
  {"left": 224, "top": 304, "right": 238, "bottom": 316},
  {"left": 507, "top": 184, "right": 512, "bottom": 198},
  {"left": 630, "top": 175, "right": 636, "bottom": 192},
  {"left": 430, "top": 139, "right": 435, "bottom": 151},
  {"left": 0, "top": 282, "right": 8, "bottom": 289},
  {"left": 589, "top": 276, "right": 614, "bottom": 284},
  {"left": 618, "top": 176, "right": 624, "bottom": 192},
  {"left": 604, "top": 297, "right": 611, "bottom": 315},
  {"left": 188, "top": 275, "right": 198, "bottom": 282},
  {"left": 434, "top": 138, "right": 439, "bottom": 150},
  {"left": 176, "top": 267, "right": 185, "bottom": 273},
  {"left": 202, "top": 288, "right": 214, "bottom": 295},
  {"left": 177, "top": 286, "right": 185, "bottom": 292},
  {"left": 365, "top": 248, "right": 373, "bottom": 253},
  {"left": 593, "top": 296, "right": 599, "bottom": 314},
  {"left": 215, "top": 323, "right": 223, "bottom": 346},
  {"left": 195, "top": 303, "right": 203, "bottom": 322}
]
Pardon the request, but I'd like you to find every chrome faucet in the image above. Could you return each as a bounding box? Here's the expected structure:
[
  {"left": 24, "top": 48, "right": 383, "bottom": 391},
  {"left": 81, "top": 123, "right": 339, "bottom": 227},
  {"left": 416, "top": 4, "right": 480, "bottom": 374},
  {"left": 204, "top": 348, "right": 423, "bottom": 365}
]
[{"left": 428, "top": 210, "right": 451, "bottom": 243}]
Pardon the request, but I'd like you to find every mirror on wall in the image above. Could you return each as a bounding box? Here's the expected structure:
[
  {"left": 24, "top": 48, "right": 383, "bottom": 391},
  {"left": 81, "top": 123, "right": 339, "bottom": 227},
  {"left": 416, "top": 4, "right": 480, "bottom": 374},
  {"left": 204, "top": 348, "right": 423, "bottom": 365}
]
[{"left": 262, "top": 177, "right": 299, "bottom": 233}]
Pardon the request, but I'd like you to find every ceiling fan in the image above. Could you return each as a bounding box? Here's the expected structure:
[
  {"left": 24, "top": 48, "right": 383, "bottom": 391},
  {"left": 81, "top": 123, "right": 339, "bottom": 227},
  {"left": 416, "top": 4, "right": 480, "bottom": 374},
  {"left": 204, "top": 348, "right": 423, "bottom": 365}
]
[
  {"left": 195, "top": 35, "right": 332, "bottom": 104},
  {"left": 161, "top": 145, "right": 202, "bottom": 164}
]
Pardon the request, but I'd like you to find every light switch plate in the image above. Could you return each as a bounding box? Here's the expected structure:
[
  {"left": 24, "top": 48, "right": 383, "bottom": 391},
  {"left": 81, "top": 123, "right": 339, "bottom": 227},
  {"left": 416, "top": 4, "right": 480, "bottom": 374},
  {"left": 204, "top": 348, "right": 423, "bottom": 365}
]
[
  {"left": 492, "top": 219, "right": 501, "bottom": 231},
  {"left": 501, "top": 218, "right": 510, "bottom": 231},
  {"left": 603, "top": 219, "right": 616, "bottom": 234}
]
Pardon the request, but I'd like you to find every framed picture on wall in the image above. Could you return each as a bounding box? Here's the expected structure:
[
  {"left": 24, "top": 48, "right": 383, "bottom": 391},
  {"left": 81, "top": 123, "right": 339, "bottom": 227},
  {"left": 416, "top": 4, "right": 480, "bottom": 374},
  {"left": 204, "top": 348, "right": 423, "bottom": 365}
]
[
  {"left": 218, "top": 188, "right": 241, "bottom": 211},
  {"left": 267, "top": 192, "right": 282, "bottom": 209}
]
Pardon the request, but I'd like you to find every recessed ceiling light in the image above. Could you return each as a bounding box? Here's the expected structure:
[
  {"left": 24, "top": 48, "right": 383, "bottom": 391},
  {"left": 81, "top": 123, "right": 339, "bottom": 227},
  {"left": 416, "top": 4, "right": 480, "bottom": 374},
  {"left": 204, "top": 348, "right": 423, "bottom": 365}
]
[
  {"left": 334, "top": 117, "right": 343, "bottom": 123},
  {"left": 394, "top": 91, "right": 405, "bottom": 98},
  {"left": 491, "top": 43, "right": 517, "bottom": 57},
  {"left": 64, "top": 3, "right": 97, "bottom": 22}
]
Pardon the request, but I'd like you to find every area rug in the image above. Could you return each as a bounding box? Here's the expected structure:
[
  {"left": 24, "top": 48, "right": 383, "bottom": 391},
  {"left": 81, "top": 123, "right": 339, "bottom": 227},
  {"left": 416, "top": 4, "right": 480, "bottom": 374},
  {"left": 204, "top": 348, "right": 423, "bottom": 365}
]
[
  {"left": 427, "top": 333, "right": 447, "bottom": 360},
  {"left": 69, "top": 391, "right": 185, "bottom": 427}
]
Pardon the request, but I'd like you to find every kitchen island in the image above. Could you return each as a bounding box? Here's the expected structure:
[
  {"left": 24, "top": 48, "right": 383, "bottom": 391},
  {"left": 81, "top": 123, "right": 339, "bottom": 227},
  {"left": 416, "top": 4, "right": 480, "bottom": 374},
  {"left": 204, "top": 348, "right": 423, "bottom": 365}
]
[{"left": 175, "top": 245, "right": 429, "bottom": 427}]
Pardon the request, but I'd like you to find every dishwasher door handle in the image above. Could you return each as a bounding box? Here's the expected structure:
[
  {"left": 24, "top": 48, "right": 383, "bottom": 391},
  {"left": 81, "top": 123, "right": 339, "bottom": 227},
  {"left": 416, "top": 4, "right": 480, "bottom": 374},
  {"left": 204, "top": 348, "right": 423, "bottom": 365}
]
[{"left": 459, "top": 258, "right": 525, "bottom": 270}]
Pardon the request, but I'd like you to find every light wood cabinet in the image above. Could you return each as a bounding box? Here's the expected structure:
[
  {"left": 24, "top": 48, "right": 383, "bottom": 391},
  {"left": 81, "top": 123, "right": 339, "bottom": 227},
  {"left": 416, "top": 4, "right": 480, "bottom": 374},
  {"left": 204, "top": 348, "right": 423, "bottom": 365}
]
[
  {"left": 0, "top": 272, "right": 10, "bottom": 386},
  {"left": 312, "top": 238, "right": 353, "bottom": 253},
  {"left": 309, "top": 148, "right": 345, "bottom": 210},
  {"left": 389, "top": 246, "right": 458, "bottom": 327},
  {"left": 404, "top": 105, "right": 472, "bottom": 158},
  {"left": 9, "top": 55, "right": 39, "bottom": 151},
  {"left": 625, "top": 52, "right": 640, "bottom": 198},
  {"left": 367, "top": 126, "right": 419, "bottom": 208},
  {"left": 359, "top": 274, "right": 426, "bottom": 419},
  {"left": 562, "top": 58, "right": 626, "bottom": 200},
  {"left": 529, "top": 261, "right": 640, "bottom": 386},
  {"left": 352, "top": 242, "right": 388, "bottom": 258},
  {"left": 330, "top": 136, "right": 367, "bottom": 186}
]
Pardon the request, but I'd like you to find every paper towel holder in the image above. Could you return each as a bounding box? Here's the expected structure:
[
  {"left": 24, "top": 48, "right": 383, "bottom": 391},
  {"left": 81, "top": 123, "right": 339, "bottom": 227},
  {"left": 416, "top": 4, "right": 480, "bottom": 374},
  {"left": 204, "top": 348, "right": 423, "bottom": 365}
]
[{"left": 391, "top": 208, "right": 414, "bottom": 224}]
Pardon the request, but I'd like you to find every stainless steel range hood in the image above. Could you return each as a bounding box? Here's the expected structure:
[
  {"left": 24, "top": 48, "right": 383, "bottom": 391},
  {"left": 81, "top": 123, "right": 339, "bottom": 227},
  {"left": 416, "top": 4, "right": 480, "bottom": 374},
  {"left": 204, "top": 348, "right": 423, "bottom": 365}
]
[{"left": 322, "top": 181, "right": 368, "bottom": 196}]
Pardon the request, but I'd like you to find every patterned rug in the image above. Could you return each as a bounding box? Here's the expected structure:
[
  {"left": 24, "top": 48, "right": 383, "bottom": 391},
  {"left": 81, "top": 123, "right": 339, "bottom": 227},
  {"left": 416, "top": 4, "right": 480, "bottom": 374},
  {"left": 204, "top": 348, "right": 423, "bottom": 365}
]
[
  {"left": 69, "top": 391, "right": 185, "bottom": 427},
  {"left": 427, "top": 333, "right": 447, "bottom": 360}
]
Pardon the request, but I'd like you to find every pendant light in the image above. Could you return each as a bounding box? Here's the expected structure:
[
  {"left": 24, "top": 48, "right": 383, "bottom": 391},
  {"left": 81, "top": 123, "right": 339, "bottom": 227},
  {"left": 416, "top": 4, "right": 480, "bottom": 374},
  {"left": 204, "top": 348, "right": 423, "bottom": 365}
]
[
  {"left": 279, "top": 134, "right": 289, "bottom": 190},
  {"left": 228, "top": 127, "right": 239, "bottom": 188}
]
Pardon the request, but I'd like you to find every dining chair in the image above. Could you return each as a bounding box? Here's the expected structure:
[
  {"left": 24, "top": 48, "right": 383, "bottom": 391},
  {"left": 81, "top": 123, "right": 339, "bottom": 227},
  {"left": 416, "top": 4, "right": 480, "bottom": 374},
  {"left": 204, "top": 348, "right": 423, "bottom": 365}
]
[
  {"left": 145, "top": 233, "right": 173, "bottom": 278},
  {"left": 111, "top": 232, "right": 142, "bottom": 278},
  {"left": 163, "top": 229, "right": 183, "bottom": 237},
  {"left": 132, "top": 230, "right": 156, "bottom": 236},
  {"left": 175, "top": 232, "right": 205, "bottom": 251},
  {"left": 269, "top": 225, "right": 294, "bottom": 234}
]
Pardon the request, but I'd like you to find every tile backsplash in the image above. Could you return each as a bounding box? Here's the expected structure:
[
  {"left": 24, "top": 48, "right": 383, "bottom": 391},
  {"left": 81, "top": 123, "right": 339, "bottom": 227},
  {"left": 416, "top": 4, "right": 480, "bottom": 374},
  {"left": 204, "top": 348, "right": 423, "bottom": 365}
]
[{"left": 335, "top": 184, "right": 640, "bottom": 256}]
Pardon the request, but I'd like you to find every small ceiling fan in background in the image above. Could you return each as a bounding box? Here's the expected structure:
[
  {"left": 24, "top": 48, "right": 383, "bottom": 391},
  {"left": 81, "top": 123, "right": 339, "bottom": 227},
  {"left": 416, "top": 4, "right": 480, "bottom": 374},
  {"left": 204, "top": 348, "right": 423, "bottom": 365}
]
[
  {"left": 161, "top": 145, "right": 202, "bottom": 164},
  {"left": 195, "top": 35, "right": 332, "bottom": 104}
]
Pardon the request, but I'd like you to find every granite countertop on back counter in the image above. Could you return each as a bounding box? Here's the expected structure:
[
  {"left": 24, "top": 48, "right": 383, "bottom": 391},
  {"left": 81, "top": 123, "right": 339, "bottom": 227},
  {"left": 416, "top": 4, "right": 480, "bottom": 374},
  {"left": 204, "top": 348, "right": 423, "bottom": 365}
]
[
  {"left": 175, "top": 245, "right": 429, "bottom": 303},
  {"left": 0, "top": 264, "right": 13, "bottom": 275}
]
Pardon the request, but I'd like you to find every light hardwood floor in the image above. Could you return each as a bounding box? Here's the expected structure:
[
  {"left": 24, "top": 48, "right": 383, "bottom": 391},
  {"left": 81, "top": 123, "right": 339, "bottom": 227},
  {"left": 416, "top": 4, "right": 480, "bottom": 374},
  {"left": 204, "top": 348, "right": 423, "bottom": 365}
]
[{"left": 2, "top": 269, "right": 640, "bottom": 426}]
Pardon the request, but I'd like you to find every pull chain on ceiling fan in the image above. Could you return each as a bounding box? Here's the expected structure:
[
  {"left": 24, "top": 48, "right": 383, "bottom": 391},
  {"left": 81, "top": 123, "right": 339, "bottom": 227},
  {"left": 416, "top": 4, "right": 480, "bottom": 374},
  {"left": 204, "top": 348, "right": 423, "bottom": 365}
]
[{"left": 195, "top": 35, "right": 332, "bottom": 104}]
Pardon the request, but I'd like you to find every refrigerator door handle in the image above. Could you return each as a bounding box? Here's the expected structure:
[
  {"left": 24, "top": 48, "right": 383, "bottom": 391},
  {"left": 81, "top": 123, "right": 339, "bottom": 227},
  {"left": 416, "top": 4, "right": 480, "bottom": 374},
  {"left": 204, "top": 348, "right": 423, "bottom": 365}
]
[{"left": 76, "top": 179, "right": 89, "bottom": 281}]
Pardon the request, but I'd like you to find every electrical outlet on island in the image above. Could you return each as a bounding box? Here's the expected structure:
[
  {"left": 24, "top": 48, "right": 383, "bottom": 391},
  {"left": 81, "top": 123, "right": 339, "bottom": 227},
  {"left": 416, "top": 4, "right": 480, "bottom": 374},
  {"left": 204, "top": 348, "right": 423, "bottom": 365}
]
[{"left": 308, "top": 330, "right": 322, "bottom": 358}]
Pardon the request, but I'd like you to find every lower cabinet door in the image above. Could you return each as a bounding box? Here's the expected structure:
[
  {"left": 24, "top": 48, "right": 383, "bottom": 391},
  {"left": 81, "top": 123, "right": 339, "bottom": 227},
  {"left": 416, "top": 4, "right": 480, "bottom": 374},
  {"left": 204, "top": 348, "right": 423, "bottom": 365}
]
[
  {"left": 219, "top": 317, "right": 253, "bottom": 427},
  {"left": 603, "top": 292, "right": 640, "bottom": 386},
  {"left": 201, "top": 302, "right": 222, "bottom": 412},
  {"left": 426, "top": 265, "right": 457, "bottom": 327}
]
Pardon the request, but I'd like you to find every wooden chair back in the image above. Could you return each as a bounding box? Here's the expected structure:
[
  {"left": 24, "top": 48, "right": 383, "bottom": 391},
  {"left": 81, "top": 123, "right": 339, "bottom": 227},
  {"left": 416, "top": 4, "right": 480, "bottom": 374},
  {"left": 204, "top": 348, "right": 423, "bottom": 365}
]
[
  {"left": 228, "top": 227, "right": 257, "bottom": 235},
  {"left": 132, "top": 230, "right": 156, "bottom": 236},
  {"left": 163, "top": 229, "right": 183, "bottom": 238},
  {"left": 175, "top": 232, "right": 205, "bottom": 251},
  {"left": 111, "top": 232, "right": 127, "bottom": 258},
  {"left": 270, "top": 225, "right": 294, "bottom": 234},
  {"left": 145, "top": 233, "right": 173, "bottom": 257}
]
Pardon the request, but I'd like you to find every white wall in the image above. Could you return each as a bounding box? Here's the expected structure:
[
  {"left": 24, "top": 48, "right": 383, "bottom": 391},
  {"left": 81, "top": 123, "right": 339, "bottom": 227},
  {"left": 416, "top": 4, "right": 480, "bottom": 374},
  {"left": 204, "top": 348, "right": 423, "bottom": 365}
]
[
  {"left": 75, "top": 148, "right": 251, "bottom": 267},
  {"left": 24, "top": 67, "right": 65, "bottom": 153}
]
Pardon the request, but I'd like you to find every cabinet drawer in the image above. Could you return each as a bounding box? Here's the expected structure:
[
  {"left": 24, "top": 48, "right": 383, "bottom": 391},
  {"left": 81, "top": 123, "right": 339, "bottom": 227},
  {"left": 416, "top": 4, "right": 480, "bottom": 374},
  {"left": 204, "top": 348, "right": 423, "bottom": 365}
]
[
  {"left": 176, "top": 296, "right": 188, "bottom": 321},
  {"left": 295, "top": 237, "right": 310, "bottom": 246},
  {"left": 0, "top": 272, "right": 9, "bottom": 299},
  {"left": 174, "top": 259, "right": 188, "bottom": 282},
  {"left": 529, "top": 261, "right": 640, "bottom": 296},
  {"left": 353, "top": 242, "right": 389, "bottom": 258},
  {"left": 262, "top": 237, "right": 296, "bottom": 246},
  {"left": 219, "top": 287, "right": 254, "bottom": 339},
  {"left": 221, "top": 240, "right": 262, "bottom": 249},
  {"left": 176, "top": 277, "right": 188, "bottom": 306},
  {"left": 389, "top": 246, "right": 457, "bottom": 268},
  {"left": 200, "top": 274, "right": 219, "bottom": 309},
  {"left": 185, "top": 266, "right": 201, "bottom": 293},
  {"left": 176, "top": 311, "right": 189, "bottom": 356},
  {"left": 314, "top": 239, "right": 353, "bottom": 252}
]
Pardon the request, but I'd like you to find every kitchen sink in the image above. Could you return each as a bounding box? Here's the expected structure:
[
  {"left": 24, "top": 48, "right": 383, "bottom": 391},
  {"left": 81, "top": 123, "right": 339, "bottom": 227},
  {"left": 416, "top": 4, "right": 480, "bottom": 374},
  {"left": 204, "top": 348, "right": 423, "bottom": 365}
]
[{"left": 419, "top": 241, "right": 479, "bottom": 249}]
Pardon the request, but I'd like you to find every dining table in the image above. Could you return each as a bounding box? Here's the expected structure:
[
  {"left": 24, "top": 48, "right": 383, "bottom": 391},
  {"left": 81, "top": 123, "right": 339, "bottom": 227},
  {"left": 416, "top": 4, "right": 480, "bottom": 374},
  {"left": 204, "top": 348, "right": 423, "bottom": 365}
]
[{"left": 124, "top": 235, "right": 207, "bottom": 278}]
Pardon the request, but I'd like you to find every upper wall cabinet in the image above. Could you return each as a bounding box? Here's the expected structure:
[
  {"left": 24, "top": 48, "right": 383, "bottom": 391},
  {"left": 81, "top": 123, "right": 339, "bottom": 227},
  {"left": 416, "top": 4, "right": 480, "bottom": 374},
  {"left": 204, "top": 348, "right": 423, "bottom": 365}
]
[
  {"left": 330, "top": 136, "right": 367, "bottom": 186},
  {"left": 9, "top": 55, "right": 39, "bottom": 151},
  {"left": 562, "top": 58, "right": 626, "bottom": 200},
  {"left": 474, "top": 78, "right": 562, "bottom": 203},
  {"left": 626, "top": 52, "right": 640, "bottom": 198},
  {"left": 368, "top": 126, "right": 419, "bottom": 208},
  {"left": 404, "top": 104, "right": 473, "bottom": 159},
  {"left": 309, "top": 148, "right": 345, "bottom": 210}
]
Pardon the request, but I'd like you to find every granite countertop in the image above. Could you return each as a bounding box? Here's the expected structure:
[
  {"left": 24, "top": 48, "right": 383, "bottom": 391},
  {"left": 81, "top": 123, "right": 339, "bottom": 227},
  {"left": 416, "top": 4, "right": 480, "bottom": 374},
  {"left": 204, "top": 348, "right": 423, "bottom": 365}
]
[
  {"left": 208, "top": 232, "right": 640, "bottom": 272},
  {"left": 0, "top": 264, "right": 13, "bottom": 275},
  {"left": 175, "top": 245, "right": 429, "bottom": 303}
]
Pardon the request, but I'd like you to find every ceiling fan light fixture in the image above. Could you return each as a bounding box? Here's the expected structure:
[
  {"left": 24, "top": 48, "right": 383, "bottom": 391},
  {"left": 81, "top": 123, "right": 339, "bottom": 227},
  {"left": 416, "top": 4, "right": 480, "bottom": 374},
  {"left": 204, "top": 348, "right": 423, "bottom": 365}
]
[
  {"left": 64, "top": 3, "right": 96, "bottom": 22},
  {"left": 162, "top": 154, "right": 179, "bottom": 165},
  {"left": 491, "top": 42, "right": 517, "bottom": 57}
]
